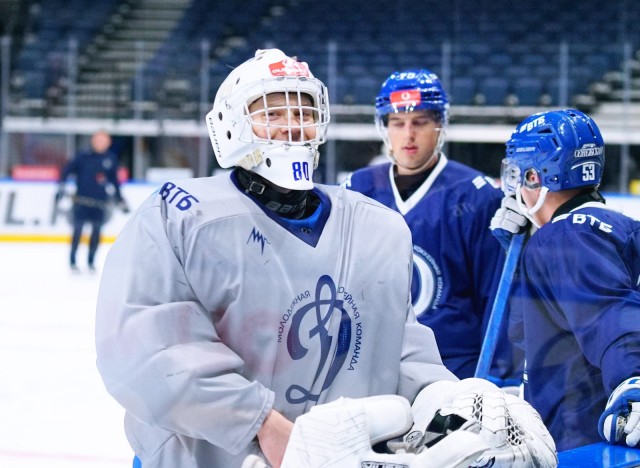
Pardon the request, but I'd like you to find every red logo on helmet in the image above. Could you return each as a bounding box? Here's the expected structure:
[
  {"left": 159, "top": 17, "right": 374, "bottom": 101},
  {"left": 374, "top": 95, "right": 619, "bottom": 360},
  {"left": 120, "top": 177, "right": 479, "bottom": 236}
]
[
  {"left": 269, "top": 58, "right": 310, "bottom": 77},
  {"left": 390, "top": 89, "right": 421, "bottom": 107}
]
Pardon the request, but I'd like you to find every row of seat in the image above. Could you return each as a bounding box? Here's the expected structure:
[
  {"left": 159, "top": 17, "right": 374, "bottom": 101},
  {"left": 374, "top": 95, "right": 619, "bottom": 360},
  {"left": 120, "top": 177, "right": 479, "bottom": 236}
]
[{"left": 8, "top": 0, "right": 640, "bottom": 115}]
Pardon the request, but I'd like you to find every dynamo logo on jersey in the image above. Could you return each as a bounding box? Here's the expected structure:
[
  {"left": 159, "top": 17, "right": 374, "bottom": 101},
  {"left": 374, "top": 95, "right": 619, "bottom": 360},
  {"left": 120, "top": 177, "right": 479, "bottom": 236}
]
[
  {"left": 281, "top": 275, "right": 362, "bottom": 404},
  {"left": 412, "top": 245, "right": 443, "bottom": 314}
]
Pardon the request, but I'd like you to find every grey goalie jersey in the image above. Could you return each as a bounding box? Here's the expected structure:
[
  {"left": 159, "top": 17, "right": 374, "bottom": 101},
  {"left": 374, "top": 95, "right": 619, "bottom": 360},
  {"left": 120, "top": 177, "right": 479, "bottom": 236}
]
[{"left": 95, "top": 171, "right": 456, "bottom": 467}]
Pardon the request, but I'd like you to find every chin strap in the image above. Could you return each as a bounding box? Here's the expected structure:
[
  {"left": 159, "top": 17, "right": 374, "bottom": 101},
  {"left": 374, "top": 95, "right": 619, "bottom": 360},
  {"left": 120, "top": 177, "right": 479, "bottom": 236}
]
[{"left": 515, "top": 184, "right": 549, "bottom": 228}]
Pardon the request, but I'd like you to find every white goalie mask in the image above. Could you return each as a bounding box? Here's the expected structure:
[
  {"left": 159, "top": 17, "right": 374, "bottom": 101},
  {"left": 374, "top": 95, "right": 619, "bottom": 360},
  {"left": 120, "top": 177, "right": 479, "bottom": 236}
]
[{"left": 206, "top": 49, "right": 330, "bottom": 190}]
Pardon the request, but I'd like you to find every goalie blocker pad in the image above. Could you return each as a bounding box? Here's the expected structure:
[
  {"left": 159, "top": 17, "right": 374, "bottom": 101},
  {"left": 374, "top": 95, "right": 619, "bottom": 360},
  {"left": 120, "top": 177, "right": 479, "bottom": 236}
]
[{"left": 279, "top": 395, "right": 488, "bottom": 468}]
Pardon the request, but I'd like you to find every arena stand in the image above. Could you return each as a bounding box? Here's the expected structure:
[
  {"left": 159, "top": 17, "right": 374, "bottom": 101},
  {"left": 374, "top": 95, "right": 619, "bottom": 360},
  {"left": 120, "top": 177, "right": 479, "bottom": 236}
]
[{"left": 1, "top": 0, "right": 640, "bottom": 189}]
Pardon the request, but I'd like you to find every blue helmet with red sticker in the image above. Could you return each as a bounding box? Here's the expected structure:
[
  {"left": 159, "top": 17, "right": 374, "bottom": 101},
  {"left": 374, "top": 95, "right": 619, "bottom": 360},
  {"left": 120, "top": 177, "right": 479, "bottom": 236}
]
[
  {"left": 501, "top": 108, "right": 604, "bottom": 195},
  {"left": 375, "top": 69, "right": 449, "bottom": 126},
  {"left": 374, "top": 69, "right": 449, "bottom": 155}
]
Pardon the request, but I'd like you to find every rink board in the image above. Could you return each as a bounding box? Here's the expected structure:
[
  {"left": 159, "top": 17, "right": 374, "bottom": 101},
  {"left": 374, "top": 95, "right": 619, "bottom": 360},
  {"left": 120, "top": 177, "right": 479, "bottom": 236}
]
[
  {"left": 559, "top": 443, "right": 640, "bottom": 467},
  {"left": 2, "top": 180, "right": 640, "bottom": 242},
  {"left": 0, "top": 179, "right": 159, "bottom": 241}
]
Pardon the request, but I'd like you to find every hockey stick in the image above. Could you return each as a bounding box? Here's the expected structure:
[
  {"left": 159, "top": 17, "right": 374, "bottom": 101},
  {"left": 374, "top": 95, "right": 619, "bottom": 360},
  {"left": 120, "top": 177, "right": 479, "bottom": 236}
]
[{"left": 474, "top": 233, "right": 526, "bottom": 380}]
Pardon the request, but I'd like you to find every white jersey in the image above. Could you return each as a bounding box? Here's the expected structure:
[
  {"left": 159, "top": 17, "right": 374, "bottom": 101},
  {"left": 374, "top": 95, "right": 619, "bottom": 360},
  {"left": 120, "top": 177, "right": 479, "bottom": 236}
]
[{"left": 95, "top": 171, "right": 456, "bottom": 467}]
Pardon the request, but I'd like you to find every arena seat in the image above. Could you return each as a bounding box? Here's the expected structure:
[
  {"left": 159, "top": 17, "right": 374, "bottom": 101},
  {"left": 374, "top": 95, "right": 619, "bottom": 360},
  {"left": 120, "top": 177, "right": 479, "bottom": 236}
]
[{"left": 7, "top": 0, "right": 640, "bottom": 113}]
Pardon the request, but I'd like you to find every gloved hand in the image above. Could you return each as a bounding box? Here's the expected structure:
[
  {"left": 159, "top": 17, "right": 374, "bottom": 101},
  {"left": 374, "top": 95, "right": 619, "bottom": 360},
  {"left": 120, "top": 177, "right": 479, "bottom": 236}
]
[
  {"left": 117, "top": 198, "right": 130, "bottom": 214},
  {"left": 273, "top": 395, "right": 488, "bottom": 468},
  {"left": 399, "top": 378, "right": 558, "bottom": 467},
  {"left": 599, "top": 377, "right": 640, "bottom": 446},
  {"left": 490, "top": 196, "right": 529, "bottom": 251},
  {"left": 54, "top": 188, "right": 65, "bottom": 203}
]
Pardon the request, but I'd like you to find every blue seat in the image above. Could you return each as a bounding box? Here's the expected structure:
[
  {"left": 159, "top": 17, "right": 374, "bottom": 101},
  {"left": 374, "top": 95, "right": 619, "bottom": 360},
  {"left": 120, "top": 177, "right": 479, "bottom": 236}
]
[
  {"left": 479, "top": 77, "right": 509, "bottom": 106},
  {"left": 545, "top": 77, "right": 580, "bottom": 106},
  {"left": 505, "top": 65, "right": 531, "bottom": 79},
  {"left": 450, "top": 77, "right": 477, "bottom": 105},
  {"left": 350, "top": 75, "right": 380, "bottom": 104},
  {"left": 513, "top": 77, "right": 543, "bottom": 106}
]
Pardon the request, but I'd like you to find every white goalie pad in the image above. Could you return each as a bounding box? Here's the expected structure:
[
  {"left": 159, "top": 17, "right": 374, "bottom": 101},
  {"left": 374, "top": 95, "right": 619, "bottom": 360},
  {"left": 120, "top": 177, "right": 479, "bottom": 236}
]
[
  {"left": 278, "top": 395, "right": 488, "bottom": 468},
  {"left": 405, "top": 378, "right": 558, "bottom": 468}
]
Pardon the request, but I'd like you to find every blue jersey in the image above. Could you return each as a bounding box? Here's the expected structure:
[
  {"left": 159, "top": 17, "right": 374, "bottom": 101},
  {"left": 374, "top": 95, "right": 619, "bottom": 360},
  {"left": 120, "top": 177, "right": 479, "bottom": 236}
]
[
  {"left": 511, "top": 200, "right": 640, "bottom": 451},
  {"left": 343, "top": 156, "right": 517, "bottom": 379},
  {"left": 59, "top": 149, "right": 122, "bottom": 202}
]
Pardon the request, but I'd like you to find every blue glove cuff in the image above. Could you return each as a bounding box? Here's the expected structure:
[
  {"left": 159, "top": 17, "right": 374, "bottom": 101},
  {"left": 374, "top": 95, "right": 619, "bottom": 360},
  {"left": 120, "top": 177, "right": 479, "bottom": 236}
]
[{"left": 599, "top": 388, "right": 640, "bottom": 443}]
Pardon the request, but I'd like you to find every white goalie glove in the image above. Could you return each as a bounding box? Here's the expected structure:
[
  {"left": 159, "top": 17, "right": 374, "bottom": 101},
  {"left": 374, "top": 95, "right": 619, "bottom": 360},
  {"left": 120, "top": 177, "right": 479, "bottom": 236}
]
[
  {"left": 599, "top": 377, "right": 640, "bottom": 447},
  {"left": 400, "top": 378, "right": 558, "bottom": 468},
  {"left": 244, "top": 395, "right": 489, "bottom": 468}
]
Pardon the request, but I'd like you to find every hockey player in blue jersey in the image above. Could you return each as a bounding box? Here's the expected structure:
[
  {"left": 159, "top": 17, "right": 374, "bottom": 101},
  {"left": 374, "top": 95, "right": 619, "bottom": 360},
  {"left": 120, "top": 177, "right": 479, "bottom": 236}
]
[
  {"left": 95, "top": 50, "right": 556, "bottom": 468},
  {"left": 491, "top": 108, "right": 640, "bottom": 451},
  {"left": 342, "top": 69, "right": 521, "bottom": 382},
  {"left": 56, "top": 130, "right": 128, "bottom": 272}
]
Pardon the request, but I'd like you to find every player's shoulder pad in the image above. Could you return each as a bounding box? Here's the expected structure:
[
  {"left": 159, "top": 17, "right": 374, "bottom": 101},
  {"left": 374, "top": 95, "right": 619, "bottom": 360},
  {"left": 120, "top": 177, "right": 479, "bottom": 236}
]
[
  {"left": 330, "top": 181, "right": 387, "bottom": 206},
  {"left": 153, "top": 174, "right": 238, "bottom": 215},
  {"left": 155, "top": 178, "right": 203, "bottom": 213},
  {"left": 341, "top": 163, "right": 390, "bottom": 193},
  {"left": 440, "top": 160, "right": 500, "bottom": 194},
  {"left": 329, "top": 183, "right": 410, "bottom": 235},
  {"left": 551, "top": 204, "right": 617, "bottom": 235}
]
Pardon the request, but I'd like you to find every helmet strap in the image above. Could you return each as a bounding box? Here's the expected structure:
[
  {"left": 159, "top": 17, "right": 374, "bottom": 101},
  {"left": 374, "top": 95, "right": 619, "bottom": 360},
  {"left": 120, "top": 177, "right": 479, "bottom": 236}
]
[
  {"left": 236, "top": 149, "right": 264, "bottom": 171},
  {"left": 516, "top": 184, "right": 549, "bottom": 228}
]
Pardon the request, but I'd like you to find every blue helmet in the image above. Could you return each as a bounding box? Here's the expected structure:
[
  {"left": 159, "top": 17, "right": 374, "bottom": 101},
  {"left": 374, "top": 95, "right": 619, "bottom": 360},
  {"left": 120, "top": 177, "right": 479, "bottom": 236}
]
[
  {"left": 501, "top": 109, "right": 604, "bottom": 196},
  {"left": 375, "top": 69, "right": 449, "bottom": 125}
]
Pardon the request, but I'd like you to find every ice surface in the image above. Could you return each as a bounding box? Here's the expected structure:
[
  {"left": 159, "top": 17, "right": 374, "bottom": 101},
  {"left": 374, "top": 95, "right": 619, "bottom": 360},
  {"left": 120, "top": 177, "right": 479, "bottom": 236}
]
[{"left": 0, "top": 242, "right": 133, "bottom": 467}]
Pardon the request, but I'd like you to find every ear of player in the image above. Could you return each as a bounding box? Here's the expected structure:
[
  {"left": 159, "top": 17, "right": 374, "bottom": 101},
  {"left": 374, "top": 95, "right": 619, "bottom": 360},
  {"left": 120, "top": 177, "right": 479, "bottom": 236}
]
[
  {"left": 243, "top": 378, "right": 558, "bottom": 468},
  {"left": 599, "top": 377, "right": 640, "bottom": 447}
]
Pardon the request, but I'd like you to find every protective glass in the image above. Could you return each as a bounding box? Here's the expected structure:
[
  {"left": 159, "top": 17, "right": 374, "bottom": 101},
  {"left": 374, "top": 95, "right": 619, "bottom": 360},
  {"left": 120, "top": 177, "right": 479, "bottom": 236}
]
[
  {"left": 247, "top": 92, "right": 322, "bottom": 144},
  {"left": 241, "top": 78, "right": 329, "bottom": 147},
  {"left": 500, "top": 159, "right": 522, "bottom": 196}
]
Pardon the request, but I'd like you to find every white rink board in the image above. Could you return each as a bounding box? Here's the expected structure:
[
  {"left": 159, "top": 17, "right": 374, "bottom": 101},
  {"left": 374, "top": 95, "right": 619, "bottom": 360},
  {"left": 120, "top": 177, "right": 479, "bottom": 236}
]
[
  {"left": 1, "top": 180, "right": 640, "bottom": 241},
  {"left": 0, "top": 180, "right": 160, "bottom": 240},
  {"left": 601, "top": 193, "right": 640, "bottom": 221}
]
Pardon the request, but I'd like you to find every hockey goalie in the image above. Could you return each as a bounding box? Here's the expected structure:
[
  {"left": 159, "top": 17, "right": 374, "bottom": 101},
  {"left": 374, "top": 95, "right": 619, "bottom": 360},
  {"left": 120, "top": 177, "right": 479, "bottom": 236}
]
[
  {"left": 95, "top": 48, "right": 556, "bottom": 468},
  {"left": 244, "top": 378, "right": 557, "bottom": 468}
]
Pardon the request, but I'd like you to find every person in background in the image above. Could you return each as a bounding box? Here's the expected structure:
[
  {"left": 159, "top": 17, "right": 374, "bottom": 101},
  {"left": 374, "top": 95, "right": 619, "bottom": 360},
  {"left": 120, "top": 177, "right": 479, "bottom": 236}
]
[
  {"left": 94, "top": 49, "right": 555, "bottom": 468},
  {"left": 55, "top": 130, "right": 128, "bottom": 272},
  {"left": 490, "top": 108, "right": 640, "bottom": 451},
  {"left": 342, "top": 69, "right": 522, "bottom": 384}
]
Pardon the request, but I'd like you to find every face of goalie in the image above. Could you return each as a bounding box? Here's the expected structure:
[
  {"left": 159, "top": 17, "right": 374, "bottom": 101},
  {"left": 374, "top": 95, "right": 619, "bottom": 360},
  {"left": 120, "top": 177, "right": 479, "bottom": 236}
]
[
  {"left": 387, "top": 110, "right": 442, "bottom": 175},
  {"left": 248, "top": 92, "right": 317, "bottom": 143}
]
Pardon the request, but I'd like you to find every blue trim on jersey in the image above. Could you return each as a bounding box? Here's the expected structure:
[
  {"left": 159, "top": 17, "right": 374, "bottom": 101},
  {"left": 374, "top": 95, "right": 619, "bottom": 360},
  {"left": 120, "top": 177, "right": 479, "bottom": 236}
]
[{"left": 230, "top": 171, "right": 330, "bottom": 247}]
